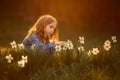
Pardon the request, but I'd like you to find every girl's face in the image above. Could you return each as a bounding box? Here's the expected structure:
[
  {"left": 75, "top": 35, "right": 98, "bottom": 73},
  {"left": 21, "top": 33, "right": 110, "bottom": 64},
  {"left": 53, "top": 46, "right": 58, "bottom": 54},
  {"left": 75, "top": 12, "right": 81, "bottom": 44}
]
[{"left": 45, "top": 21, "right": 57, "bottom": 36}]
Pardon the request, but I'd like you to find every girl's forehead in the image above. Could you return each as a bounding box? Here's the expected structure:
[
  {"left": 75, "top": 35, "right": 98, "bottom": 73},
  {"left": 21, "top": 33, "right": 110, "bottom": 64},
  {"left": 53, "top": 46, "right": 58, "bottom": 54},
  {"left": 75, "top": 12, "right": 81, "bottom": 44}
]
[{"left": 49, "top": 21, "right": 57, "bottom": 25}]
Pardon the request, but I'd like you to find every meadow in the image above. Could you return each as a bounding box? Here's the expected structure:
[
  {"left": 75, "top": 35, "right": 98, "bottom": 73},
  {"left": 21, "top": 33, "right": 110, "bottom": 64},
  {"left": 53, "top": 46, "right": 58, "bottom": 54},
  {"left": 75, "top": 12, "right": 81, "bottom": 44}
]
[
  {"left": 0, "top": 33, "right": 120, "bottom": 80},
  {"left": 0, "top": 19, "right": 120, "bottom": 80}
]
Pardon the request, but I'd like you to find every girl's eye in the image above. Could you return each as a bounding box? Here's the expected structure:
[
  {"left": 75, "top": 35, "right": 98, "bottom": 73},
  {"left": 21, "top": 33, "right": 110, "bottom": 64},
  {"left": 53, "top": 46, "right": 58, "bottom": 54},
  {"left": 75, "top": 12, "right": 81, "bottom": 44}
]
[{"left": 50, "top": 26, "right": 53, "bottom": 28}]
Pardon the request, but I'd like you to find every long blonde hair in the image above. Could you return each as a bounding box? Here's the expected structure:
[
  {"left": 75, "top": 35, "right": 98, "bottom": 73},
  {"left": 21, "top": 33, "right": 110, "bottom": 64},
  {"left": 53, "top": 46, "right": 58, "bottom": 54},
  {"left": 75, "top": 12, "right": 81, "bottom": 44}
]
[{"left": 28, "top": 15, "right": 59, "bottom": 44}]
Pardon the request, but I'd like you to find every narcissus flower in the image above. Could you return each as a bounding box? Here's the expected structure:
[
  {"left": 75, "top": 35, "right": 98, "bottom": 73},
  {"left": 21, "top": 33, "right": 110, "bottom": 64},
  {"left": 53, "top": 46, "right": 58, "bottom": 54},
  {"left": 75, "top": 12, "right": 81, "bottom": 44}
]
[
  {"left": 87, "top": 50, "right": 91, "bottom": 56},
  {"left": 18, "top": 55, "right": 28, "bottom": 68},
  {"left": 55, "top": 45, "right": 62, "bottom": 52},
  {"left": 22, "top": 55, "right": 28, "bottom": 63},
  {"left": 5, "top": 54, "right": 13, "bottom": 63},
  {"left": 10, "top": 41, "right": 17, "bottom": 48},
  {"left": 104, "top": 40, "right": 111, "bottom": 45},
  {"left": 18, "top": 43, "right": 24, "bottom": 49},
  {"left": 103, "top": 40, "right": 111, "bottom": 51},
  {"left": 18, "top": 60, "right": 25, "bottom": 68},
  {"left": 66, "top": 40, "right": 74, "bottom": 50},
  {"left": 111, "top": 36, "right": 117, "bottom": 43},
  {"left": 79, "top": 36, "right": 84, "bottom": 44},
  {"left": 78, "top": 46, "right": 84, "bottom": 52},
  {"left": 92, "top": 48, "right": 99, "bottom": 55}
]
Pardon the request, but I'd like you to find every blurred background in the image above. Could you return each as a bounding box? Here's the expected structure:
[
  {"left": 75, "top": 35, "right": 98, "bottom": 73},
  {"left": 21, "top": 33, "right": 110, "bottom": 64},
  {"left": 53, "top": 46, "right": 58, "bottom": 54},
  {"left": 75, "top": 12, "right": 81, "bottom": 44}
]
[{"left": 0, "top": 0, "right": 120, "bottom": 47}]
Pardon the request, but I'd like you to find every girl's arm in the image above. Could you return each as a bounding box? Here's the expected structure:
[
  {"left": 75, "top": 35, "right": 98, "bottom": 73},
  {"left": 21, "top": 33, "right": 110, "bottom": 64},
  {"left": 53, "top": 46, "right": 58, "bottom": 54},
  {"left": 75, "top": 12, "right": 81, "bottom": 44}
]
[
  {"left": 55, "top": 41, "right": 66, "bottom": 47},
  {"left": 23, "top": 33, "right": 56, "bottom": 50}
]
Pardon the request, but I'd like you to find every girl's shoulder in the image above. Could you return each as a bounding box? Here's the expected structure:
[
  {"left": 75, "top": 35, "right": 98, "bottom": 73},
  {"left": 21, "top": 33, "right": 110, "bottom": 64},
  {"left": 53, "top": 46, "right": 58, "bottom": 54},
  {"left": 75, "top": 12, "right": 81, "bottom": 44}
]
[
  {"left": 31, "top": 32, "right": 38, "bottom": 38},
  {"left": 27, "top": 32, "right": 38, "bottom": 40}
]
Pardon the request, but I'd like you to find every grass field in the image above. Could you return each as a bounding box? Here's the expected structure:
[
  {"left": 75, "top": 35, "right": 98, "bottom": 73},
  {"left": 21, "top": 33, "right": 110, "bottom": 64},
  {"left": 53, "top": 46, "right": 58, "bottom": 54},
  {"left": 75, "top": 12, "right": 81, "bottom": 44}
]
[
  {"left": 0, "top": 34, "right": 120, "bottom": 80},
  {"left": 0, "top": 19, "right": 120, "bottom": 80}
]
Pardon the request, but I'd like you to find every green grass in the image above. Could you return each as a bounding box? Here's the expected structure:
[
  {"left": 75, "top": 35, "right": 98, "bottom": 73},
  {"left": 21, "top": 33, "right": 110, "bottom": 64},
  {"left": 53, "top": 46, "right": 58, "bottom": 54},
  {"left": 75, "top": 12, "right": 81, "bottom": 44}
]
[
  {"left": 0, "top": 36, "right": 120, "bottom": 80},
  {"left": 0, "top": 19, "right": 120, "bottom": 79}
]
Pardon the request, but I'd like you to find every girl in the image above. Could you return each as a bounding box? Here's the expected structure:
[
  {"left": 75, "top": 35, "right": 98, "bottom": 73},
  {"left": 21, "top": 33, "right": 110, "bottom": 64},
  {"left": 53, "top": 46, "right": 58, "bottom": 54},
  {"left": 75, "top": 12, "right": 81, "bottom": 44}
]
[{"left": 22, "top": 15, "right": 65, "bottom": 51}]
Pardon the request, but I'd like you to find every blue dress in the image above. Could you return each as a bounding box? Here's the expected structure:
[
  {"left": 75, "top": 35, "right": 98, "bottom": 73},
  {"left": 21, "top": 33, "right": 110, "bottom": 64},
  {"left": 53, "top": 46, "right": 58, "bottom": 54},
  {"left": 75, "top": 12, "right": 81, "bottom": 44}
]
[{"left": 22, "top": 32, "right": 56, "bottom": 51}]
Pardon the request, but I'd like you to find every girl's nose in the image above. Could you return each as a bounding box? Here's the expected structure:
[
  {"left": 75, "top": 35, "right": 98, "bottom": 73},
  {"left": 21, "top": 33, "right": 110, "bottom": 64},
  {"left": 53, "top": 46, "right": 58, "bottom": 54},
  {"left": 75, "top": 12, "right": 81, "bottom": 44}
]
[{"left": 51, "top": 29, "right": 54, "bottom": 32}]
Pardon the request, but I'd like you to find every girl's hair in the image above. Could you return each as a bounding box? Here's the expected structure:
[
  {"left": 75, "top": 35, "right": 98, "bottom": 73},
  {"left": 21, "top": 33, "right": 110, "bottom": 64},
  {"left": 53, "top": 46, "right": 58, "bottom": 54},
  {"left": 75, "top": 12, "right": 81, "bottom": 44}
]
[{"left": 27, "top": 15, "right": 59, "bottom": 43}]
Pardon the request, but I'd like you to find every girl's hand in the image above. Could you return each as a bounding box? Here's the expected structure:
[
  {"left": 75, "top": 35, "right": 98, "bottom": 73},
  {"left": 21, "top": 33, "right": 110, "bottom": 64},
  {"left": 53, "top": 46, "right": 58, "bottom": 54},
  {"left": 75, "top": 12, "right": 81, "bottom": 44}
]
[{"left": 55, "top": 41, "right": 66, "bottom": 46}]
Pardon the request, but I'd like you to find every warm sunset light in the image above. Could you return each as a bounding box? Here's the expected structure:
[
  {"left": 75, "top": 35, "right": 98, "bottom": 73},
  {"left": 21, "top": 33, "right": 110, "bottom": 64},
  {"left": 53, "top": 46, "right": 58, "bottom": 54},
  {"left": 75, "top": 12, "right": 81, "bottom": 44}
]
[
  {"left": 0, "top": 0, "right": 120, "bottom": 47},
  {"left": 0, "top": 0, "right": 120, "bottom": 80}
]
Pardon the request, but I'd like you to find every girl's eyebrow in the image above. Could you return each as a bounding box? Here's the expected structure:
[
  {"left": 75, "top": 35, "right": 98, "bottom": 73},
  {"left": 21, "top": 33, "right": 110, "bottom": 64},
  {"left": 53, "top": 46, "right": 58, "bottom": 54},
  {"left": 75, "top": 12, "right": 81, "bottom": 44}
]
[
  {"left": 50, "top": 24, "right": 54, "bottom": 26},
  {"left": 50, "top": 25, "right": 53, "bottom": 27}
]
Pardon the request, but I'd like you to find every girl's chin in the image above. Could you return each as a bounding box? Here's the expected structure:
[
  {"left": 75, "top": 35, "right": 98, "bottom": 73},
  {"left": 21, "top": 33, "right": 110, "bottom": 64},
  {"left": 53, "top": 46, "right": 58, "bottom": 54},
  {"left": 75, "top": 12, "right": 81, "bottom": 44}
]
[
  {"left": 47, "top": 34, "right": 50, "bottom": 36},
  {"left": 47, "top": 34, "right": 52, "bottom": 37},
  {"left": 48, "top": 33, "right": 52, "bottom": 36}
]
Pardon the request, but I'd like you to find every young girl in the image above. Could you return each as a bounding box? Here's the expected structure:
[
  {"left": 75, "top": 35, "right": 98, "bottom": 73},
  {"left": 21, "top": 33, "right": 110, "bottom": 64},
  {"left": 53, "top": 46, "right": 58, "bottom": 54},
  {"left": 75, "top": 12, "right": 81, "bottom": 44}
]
[{"left": 22, "top": 15, "right": 65, "bottom": 51}]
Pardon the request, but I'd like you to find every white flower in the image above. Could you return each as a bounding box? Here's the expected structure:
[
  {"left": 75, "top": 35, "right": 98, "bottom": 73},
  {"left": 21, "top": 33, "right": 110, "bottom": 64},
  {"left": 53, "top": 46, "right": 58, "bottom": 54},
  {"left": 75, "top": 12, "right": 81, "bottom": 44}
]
[
  {"left": 18, "top": 55, "right": 28, "bottom": 68},
  {"left": 5, "top": 54, "right": 13, "bottom": 63},
  {"left": 21, "top": 55, "right": 28, "bottom": 63},
  {"left": 31, "top": 44, "right": 36, "bottom": 50},
  {"left": 66, "top": 40, "right": 74, "bottom": 50},
  {"left": 62, "top": 40, "right": 73, "bottom": 50},
  {"left": 18, "top": 43, "right": 24, "bottom": 49},
  {"left": 104, "top": 40, "right": 111, "bottom": 45},
  {"left": 79, "top": 36, "right": 84, "bottom": 44},
  {"left": 55, "top": 45, "right": 62, "bottom": 52},
  {"left": 67, "top": 43, "right": 73, "bottom": 50},
  {"left": 10, "top": 41, "right": 17, "bottom": 48},
  {"left": 111, "top": 36, "right": 117, "bottom": 43},
  {"left": 62, "top": 43, "right": 68, "bottom": 50},
  {"left": 87, "top": 50, "right": 91, "bottom": 56},
  {"left": 103, "top": 44, "right": 111, "bottom": 51},
  {"left": 18, "top": 60, "right": 25, "bottom": 68},
  {"left": 78, "top": 46, "right": 84, "bottom": 52},
  {"left": 92, "top": 48, "right": 99, "bottom": 55},
  {"left": 103, "top": 39, "right": 112, "bottom": 51}
]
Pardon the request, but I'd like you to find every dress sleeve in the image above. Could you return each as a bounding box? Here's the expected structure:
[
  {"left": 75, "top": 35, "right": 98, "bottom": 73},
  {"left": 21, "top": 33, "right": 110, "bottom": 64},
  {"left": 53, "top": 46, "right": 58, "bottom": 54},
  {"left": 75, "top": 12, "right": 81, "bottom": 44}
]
[{"left": 22, "top": 33, "right": 56, "bottom": 50}]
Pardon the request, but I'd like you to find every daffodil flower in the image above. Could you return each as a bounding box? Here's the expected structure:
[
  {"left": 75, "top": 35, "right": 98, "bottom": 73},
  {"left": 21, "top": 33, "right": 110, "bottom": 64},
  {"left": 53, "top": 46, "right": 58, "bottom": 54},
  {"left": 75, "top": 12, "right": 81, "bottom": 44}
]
[
  {"left": 92, "top": 48, "right": 99, "bottom": 55},
  {"left": 18, "top": 60, "right": 25, "bottom": 68},
  {"left": 79, "top": 36, "right": 84, "bottom": 44},
  {"left": 55, "top": 45, "right": 62, "bottom": 52},
  {"left": 78, "top": 46, "right": 84, "bottom": 52},
  {"left": 18, "top": 43, "right": 24, "bottom": 49},
  {"left": 5, "top": 54, "right": 13, "bottom": 63},
  {"left": 22, "top": 55, "right": 28, "bottom": 63},
  {"left": 111, "top": 36, "right": 117, "bottom": 43},
  {"left": 103, "top": 44, "right": 111, "bottom": 51},
  {"left": 10, "top": 41, "right": 17, "bottom": 48}
]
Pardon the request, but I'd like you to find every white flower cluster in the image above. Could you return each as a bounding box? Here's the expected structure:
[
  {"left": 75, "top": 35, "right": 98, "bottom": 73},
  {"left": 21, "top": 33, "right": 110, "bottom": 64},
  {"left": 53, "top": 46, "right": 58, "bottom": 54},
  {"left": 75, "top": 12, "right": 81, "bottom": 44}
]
[
  {"left": 103, "top": 36, "right": 117, "bottom": 51},
  {"left": 103, "top": 40, "right": 111, "bottom": 51},
  {"left": 10, "top": 41, "right": 24, "bottom": 49},
  {"left": 5, "top": 53, "right": 28, "bottom": 68},
  {"left": 78, "top": 46, "right": 84, "bottom": 52},
  {"left": 18, "top": 55, "right": 28, "bottom": 68},
  {"left": 55, "top": 40, "right": 73, "bottom": 52},
  {"left": 78, "top": 36, "right": 85, "bottom": 53}
]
